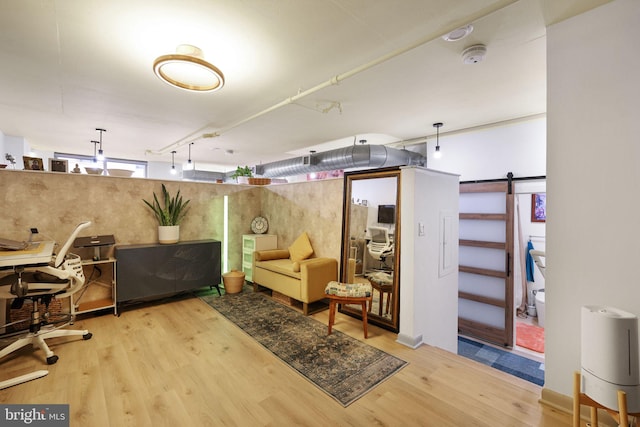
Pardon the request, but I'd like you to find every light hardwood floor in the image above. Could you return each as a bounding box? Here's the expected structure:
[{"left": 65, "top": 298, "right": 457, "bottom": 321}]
[{"left": 1, "top": 294, "right": 574, "bottom": 426}]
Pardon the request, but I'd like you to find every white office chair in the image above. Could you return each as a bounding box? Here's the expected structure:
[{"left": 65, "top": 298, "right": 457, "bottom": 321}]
[
  {"left": 367, "top": 226, "right": 394, "bottom": 267},
  {"left": 0, "top": 221, "right": 93, "bottom": 366}
]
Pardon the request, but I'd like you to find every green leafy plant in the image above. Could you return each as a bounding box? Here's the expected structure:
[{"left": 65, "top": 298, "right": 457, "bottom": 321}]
[
  {"left": 143, "top": 183, "right": 190, "bottom": 226},
  {"left": 230, "top": 165, "right": 253, "bottom": 179}
]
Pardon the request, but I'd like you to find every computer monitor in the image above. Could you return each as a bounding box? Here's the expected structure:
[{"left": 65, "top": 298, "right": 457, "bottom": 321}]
[{"left": 377, "top": 205, "right": 395, "bottom": 224}]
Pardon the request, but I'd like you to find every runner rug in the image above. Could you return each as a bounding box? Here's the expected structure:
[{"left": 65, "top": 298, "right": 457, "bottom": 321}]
[{"left": 199, "top": 290, "right": 407, "bottom": 407}]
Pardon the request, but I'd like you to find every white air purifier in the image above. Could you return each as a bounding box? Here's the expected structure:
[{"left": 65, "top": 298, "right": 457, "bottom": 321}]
[{"left": 581, "top": 305, "right": 640, "bottom": 412}]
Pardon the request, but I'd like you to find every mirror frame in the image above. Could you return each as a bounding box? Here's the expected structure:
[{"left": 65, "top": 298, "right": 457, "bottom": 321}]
[{"left": 340, "top": 167, "right": 401, "bottom": 332}]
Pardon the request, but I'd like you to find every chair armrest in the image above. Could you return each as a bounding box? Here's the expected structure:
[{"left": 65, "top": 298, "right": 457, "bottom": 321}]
[
  {"left": 254, "top": 249, "right": 290, "bottom": 261},
  {"left": 300, "top": 258, "right": 338, "bottom": 302}
]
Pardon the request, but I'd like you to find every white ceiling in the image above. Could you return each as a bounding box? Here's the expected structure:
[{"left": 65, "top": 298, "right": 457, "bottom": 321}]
[{"left": 0, "top": 0, "right": 610, "bottom": 171}]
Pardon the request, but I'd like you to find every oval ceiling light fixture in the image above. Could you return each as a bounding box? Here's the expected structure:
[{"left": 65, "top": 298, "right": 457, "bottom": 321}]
[
  {"left": 442, "top": 25, "right": 474, "bottom": 42},
  {"left": 153, "top": 44, "right": 225, "bottom": 92}
]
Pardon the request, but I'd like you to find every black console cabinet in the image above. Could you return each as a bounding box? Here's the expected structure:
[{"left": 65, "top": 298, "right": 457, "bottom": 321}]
[{"left": 115, "top": 239, "right": 221, "bottom": 307}]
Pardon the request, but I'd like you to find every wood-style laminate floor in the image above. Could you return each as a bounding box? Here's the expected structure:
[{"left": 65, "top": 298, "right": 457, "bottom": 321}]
[{"left": 1, "top": 295, "right": 574, "bottom": 426}]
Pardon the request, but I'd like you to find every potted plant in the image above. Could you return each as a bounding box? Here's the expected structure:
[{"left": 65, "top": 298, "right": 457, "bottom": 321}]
[
  {"left": 143, "top": 183, "right": 190, "bottom": 244},
  {"left": 230, "top": 165, "right": 253, "bottom": 184}
]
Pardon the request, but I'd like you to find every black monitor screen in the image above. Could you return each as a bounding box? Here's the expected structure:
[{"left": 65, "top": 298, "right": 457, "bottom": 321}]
[{"left": 377, "top": 205, "right": 395, "bottom": 224}]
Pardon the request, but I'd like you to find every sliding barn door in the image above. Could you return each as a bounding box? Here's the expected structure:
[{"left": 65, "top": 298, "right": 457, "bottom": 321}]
[{"left": 458, "top": 181, "right": 514, "bottom": 347}]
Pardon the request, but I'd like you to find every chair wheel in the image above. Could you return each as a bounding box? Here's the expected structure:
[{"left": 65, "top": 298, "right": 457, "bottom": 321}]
[
  {"left": 83, "top": 332, "right": 93, "bottom": 340},
  {"left": 47, "top": 355, "right": 59, "bottom": 365}
]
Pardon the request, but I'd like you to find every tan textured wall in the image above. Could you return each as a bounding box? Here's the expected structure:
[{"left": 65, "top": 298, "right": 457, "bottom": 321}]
[
  {"left": 259, "top": 178, "right": 343, "bottom": 260},
  {"left": 0, "top": 170, "right": 342, "bottom": 269}
]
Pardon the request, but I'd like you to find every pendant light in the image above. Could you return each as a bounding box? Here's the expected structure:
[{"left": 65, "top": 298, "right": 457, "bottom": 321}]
[
  {"left": 185, "top": 142, "right": 194, "bottom": 170},
  {"left": 96, "top": 128, "right": 106, "bottom": 161},
  {"left": 90, "top": 140, "right": 99, "bottom": 163},
  {"left": 170, "top": 150, "right": 177, "bottom": 175},
  {"left": 433, "top": 122, "right": 443, "bottom": 159}
]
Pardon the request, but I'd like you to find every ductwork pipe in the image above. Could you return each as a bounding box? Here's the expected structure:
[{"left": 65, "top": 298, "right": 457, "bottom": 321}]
[{"left": 254, "top": 145, "right": 425, "bottom": 178}]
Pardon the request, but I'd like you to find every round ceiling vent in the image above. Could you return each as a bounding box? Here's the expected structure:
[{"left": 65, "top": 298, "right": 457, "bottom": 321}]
[{"left": 461, "top": 44, "right": 487, "bottom": 64}]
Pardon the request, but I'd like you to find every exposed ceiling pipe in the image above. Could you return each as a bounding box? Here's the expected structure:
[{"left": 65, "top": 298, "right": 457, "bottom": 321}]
[
  {"left": 146, "top": 0, "right": 517, "bottom": 157},
  {"left": 254, "top": 144, "right": 425, "bottom": 178}
]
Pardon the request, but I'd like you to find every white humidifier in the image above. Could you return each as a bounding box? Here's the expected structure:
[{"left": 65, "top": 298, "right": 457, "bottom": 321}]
[{"left": 581, "top": 305, "right": 640, "bottom": 412}]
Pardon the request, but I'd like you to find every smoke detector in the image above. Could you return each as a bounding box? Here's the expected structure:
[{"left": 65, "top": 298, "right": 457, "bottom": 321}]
[{"left": 461, "top": 44, "right": 487, "bottom": 64}]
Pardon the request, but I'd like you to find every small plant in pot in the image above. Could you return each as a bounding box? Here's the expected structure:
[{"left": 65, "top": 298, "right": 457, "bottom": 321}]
[
  {"left": 143, "top": 183, "right": 190, "bottom": 244},
  {"left": 231, "top": 165, "right": 253, "bottom": 184}
]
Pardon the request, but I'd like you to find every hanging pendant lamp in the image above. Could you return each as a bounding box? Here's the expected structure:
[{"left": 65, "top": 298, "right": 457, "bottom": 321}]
[
  {"left": 433, "top": 122, "right": 443, "bottom": 159},
  {"left": 170, "top": 150, "right": 177, "bottom": 175},
  {"left": 95, "top": 128, "right": 106, "bottom": 161}
]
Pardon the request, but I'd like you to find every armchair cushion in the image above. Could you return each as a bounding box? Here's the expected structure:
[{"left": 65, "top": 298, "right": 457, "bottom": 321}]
[{"left": 288, "top": 232, "right": 314, "bottom": 262}]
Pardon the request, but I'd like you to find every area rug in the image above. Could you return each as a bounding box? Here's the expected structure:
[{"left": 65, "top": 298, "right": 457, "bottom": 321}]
[
  {"left": 516, "top": 322, "right": 545, "bottom": 353},
  {"left": 457, "top": 336, "right": 545, "bottom": 386},
  {"left": 199, "top": 291, "right": 407, "bottom": 407}
]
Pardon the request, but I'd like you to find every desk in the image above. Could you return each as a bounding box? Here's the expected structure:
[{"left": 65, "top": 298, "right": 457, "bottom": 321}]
[
  {"left": 0, "top": 242, "right": 55, "bottom": 331},
  {"left": 0, "top": 241, "right": 55, "bottom": 269},
  {"left": 0, "top": 241, "right": 55, "bottom": 390}
]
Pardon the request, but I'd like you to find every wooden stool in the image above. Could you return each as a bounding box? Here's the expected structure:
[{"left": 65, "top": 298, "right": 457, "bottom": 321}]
[
  {"left": 327, "top": 294, "right": 372, "bottom": 338},
  {"left": 369, "top": 278, "right": 393, "bottom": 316},
  {"left": 325, "top": 277, "right": 373, "bottom": 339},
  {"left": 573, "top": 371, "right": 640, "bottom": 426}
]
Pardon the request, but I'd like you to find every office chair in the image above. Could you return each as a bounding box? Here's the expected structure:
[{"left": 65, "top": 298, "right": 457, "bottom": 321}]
[
  {"left": 0, "top": 221, "right": 93, "bottom": 366},
  {"left": 367, "top": 226, "right": 394, "bottom": 269}
]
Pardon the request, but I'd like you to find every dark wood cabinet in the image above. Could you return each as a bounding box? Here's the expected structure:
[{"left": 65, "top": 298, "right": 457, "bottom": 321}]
[{"left": 115, "top": 240, "right": 221, "bottom": 308}]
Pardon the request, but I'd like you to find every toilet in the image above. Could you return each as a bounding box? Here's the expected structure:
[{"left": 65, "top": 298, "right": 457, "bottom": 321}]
[{"left": 535, "top": 289, "right": 545, "bottom": 328}]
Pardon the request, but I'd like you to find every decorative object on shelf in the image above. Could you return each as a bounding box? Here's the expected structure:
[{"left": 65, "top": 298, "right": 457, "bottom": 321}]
[
  {"left": 84, "top": 167, "right": 103, "bottom": 175},
  {"left": 251, "top": 216, "right": 269, "bottom": 234},
  {"left": 22, "top": 156, "right": 44, "bottom": 171},
  {"left": 231, "top": 165, "right": 253, "bottom": 184},
  {"left": 5, "top": 153, "right": 16, "bottom": 169},
  {"left": 142, "top": 183, "right": 190, "bottom": 244},
  {"left": 248, "top": 177, "right": 271, "bottom": 185},
  {"left": 72, "top": 163, "right": 81, "bottom": 173},
  {"left": 49, "top": 158, "right": 68, "bottom": 173}
]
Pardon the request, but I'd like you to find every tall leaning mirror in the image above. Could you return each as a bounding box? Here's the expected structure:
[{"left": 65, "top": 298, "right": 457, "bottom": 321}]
[{"left": 340, "top": 167, "right": 400, "bottom": 332}]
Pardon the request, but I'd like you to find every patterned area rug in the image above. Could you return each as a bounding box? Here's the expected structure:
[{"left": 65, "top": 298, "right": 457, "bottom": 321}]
[
  {"left": 457, "top": 336, "right": 545, "bottom": 386},
  {"left": 199, "top": 290, "right": 407, "bottom": 407},
  {"left": 516, "top": 322, "right": 545, "bottom": 353}
]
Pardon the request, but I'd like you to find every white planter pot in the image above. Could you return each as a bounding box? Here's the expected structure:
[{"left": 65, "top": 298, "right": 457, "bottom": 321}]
[
  {"left": 237, "top": 176, "right": 250, "bottom": 184},
  {"left": 158, "top": 225, "right": 179, "bottom": 244}
]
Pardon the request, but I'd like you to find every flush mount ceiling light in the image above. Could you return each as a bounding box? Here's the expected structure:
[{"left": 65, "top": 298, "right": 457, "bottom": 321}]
[
  {"left": 442, "top": 25, "right": 474, "bottom": 42},
  {"left": 153, "top": 44, "right": 225, "bottom": 92}
]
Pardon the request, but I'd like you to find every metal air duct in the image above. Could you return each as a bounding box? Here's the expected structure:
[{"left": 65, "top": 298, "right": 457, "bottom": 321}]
[{"left": 254, "top": 145, "right": 425, "bottom": 178}]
